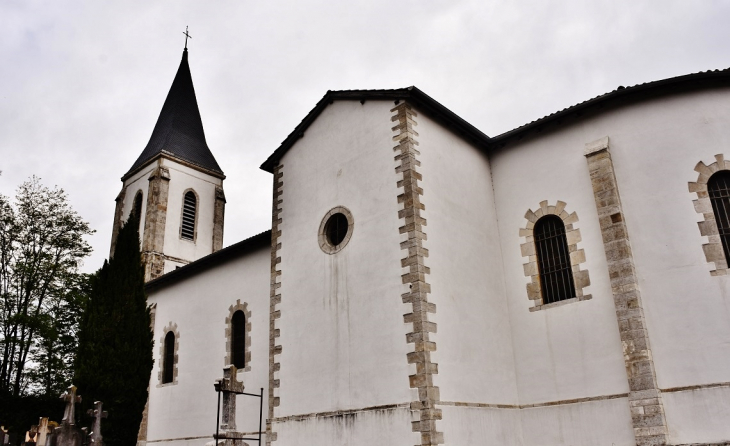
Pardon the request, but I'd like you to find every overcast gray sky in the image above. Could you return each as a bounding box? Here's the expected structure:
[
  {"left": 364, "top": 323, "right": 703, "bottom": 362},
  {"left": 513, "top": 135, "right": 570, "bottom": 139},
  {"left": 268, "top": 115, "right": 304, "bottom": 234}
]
[{"left": 2, "top": 0, "right": 729, "bottom": 272}]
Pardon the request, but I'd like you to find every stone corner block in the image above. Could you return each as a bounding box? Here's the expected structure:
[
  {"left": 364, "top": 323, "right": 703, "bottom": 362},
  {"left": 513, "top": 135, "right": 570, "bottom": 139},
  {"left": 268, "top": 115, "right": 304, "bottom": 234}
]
[{"left": 584, "top": 136, "right": 610, "bottom": 156}]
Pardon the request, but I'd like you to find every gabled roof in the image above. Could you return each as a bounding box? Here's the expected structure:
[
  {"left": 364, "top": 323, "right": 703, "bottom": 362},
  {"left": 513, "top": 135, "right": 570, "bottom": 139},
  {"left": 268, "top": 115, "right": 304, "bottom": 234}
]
[
  {"left": 260, "top": 87, "right": 491, "bottom": 173},
  {"left": 145, "top": 230, "right": 271, "bottom": 292},
  {"left": 261, "top": 69, "right": 730, "bottom": 172},
  {"left": 124, "top": 49, "right": 223, "bottom": 180},
  {"left": 490, "top": 67, "right": 730, "bottom": 146}
]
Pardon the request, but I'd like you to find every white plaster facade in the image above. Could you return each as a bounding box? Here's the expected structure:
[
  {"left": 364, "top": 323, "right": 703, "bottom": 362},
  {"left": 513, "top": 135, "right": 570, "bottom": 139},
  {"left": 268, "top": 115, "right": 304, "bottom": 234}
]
[{"left": 138, "top": 73, "right": 730, "bottom": 446}]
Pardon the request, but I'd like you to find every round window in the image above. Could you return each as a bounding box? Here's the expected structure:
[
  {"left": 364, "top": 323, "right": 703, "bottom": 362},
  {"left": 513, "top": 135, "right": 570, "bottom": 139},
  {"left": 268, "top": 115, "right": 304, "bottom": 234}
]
[
  {"left": 325, "top": 213, "right": 348, "bottom": 246},
  {"left": 318, "top": 207, "right": 354, "bottom": 254}
]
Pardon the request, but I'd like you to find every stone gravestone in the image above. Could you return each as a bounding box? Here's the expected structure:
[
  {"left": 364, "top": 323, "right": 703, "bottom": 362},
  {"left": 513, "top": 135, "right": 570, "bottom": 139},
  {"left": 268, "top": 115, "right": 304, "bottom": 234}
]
[
  {"left": 86, "top": 402, "right": 107, "bottom": 446},
  {"left": 208, "top": 365, "right": 248, "bottom": 446},
  {"left": 35, "top": 418, "right": 52, "bottom": 446},
  {"left": 47, "top": 385, "right": 83, "bottom": 446}
]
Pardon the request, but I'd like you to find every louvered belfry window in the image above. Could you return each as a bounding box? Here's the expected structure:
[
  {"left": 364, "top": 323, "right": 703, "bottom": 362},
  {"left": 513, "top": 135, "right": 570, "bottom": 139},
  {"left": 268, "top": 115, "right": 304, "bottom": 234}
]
[
  {"left": 231, "top": 310, "right": 246, "bottom": 369},
  {"left": 181, "top": 191, "right": 197, "bottom": 240},
  {"left": 162, "top": 331, "right": 175, "bottom": 384},
  {"left": 708, "top": 171, "right": 730, "bottom": 262},
  {"left": 534, "top": 215, "right": 576, "bottom": 304}
]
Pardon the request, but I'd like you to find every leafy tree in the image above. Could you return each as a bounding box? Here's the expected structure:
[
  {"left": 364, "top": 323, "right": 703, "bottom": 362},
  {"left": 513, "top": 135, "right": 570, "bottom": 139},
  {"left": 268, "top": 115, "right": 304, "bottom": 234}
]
[
  {"left": 25, "top": 274, "right": 90, "bottom": 396},
  {"left": 75, "top": 210, "right": 153, "bottom": 446},
  {"left": 0, "top": 176, "right": 93, "bottom": 397}
]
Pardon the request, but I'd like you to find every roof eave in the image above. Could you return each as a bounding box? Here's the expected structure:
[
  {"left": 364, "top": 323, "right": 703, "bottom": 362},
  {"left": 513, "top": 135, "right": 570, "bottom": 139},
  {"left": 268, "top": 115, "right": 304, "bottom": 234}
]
[
  {"left": 121, "top": 151, "right": 226, "bottom": 182},
  {"left": 145, "top": 230, "right": 270, "bottom": 292},
  {"left": 490, "top": 68, "right": 730, "bottom": 147}
]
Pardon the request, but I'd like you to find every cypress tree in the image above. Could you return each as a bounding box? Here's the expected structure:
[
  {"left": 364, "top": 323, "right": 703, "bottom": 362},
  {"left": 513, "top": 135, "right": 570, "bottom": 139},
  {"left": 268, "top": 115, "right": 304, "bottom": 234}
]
[{"left": 75, "top": 211, "right": 153, "bottom": 446}]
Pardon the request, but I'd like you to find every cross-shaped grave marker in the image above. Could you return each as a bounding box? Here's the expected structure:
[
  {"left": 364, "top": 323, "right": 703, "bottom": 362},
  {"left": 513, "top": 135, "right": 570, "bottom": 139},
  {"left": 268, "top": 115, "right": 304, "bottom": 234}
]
[
  {"left": 211, "top": 366, "right": 264, "bottom": 446},
  {"left": 61, "top": 385, "right": 82, "bottom": 426},
  {"left": 87, "top": 401, "right": 108, "bottom": 445},
  {"left": 215, "top": 365, "right": 245, "bottom": 432}
]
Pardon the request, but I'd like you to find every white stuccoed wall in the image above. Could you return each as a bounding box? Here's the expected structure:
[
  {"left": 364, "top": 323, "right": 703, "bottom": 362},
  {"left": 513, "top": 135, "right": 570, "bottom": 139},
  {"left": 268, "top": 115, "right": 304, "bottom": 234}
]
[
  {"left": 414, "top": 110, "right": 522, "bottom": 443},
  {"left": 489, "top": 101, "right": 636, "bottom": 444},
  {"left": 491, "top": 86, "right": 730, "bottom": 444},
  {"left": 145, "top": 245, "right": 270, "bottom": 446},
  {"left": 491, "top": 122, "right": 631, "bottom": 407},
  {"left": 575, "top": 88, "right": 730, "bottom": 443},
  {"left": 273, "top": 100, "right": 415, "bottom": 445},
  {"left": 160, "top": 158, "right": 222, "bottom": 266},
  {"left": 416, "top": 110, "right": 518, "bottom": 404},
  {"left": 598, "top": 89, "right": 730, "bottom": 387}
]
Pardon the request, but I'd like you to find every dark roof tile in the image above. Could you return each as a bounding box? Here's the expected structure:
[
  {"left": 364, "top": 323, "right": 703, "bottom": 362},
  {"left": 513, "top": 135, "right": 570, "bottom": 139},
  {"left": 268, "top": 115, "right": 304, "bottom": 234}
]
[
  {"left": 145, "top": 230, "right": 271, "bottom": 292},
  {"left": 125, "top": 49, "right": 223, "bottom": 179}
]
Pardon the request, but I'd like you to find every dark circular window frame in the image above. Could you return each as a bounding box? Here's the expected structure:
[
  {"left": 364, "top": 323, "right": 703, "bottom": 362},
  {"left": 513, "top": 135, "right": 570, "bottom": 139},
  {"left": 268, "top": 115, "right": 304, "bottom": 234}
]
[{"left": 318, "top": 206, "right": 354, "bottom": 254}]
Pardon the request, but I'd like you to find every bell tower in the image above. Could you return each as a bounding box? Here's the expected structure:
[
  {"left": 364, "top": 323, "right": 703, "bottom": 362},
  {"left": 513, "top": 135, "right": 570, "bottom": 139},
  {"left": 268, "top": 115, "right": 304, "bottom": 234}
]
[{"left": 110, "top": 48, "right": 226, "bottom": 282}]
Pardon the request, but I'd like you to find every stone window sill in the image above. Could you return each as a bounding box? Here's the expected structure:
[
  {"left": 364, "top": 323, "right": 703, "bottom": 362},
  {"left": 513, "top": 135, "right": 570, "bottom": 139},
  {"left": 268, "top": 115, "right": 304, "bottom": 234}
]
[{"left": 529, "top": 294, "right": 592, "bottom": 312}]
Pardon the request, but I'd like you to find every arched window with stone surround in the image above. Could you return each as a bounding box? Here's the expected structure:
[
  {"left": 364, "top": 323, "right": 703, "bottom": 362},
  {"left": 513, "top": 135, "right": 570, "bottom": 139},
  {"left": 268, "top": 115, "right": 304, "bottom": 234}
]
[
  {"left": 180, "top": 190, "right": 197, "bottom": 241},
  {"left": 231, "top": 310, "right": 246, "bottom": 369},
  {"left": 225, "top": 300, "right": 251, "bottom": 371},
  {"left": 520, "top": 201, "right": 590, "bottom": 311},
  {"left": 708, "top": 170, "right": 730, "bottom": 262},
  {"left": 688, "top": 155, "right": 730, "bottom": 275},
  {"left": 534, "top": 214, "right": 576, "bottom": 305},
  {"left": 162, "top": 331, "right": 175, "bottom": 384}
]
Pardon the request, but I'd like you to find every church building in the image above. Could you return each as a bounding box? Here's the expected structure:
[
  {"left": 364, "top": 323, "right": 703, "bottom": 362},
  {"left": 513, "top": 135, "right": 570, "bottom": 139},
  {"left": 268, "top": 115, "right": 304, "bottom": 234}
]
[{"left": 113, "top": 47, "right": 730, "bottom": 446}]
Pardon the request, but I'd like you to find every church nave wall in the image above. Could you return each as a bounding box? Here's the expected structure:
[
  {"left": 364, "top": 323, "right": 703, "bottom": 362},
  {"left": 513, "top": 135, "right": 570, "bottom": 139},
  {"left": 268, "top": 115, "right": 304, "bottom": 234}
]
[
  {"left": 144, "top": 244, "right": 271, "bottom": 444},
  {"left": 490, "top": 86, "right": 730, "bottom": 444},
  {"left": 490, "top": 120, "right": 630, "bottom": 409}
]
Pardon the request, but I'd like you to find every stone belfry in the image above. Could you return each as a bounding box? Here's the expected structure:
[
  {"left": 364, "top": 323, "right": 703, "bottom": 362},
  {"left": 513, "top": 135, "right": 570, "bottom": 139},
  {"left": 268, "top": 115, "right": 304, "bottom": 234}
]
[{"left": 110, "top": 47, "right": 225, "bottom": 282}]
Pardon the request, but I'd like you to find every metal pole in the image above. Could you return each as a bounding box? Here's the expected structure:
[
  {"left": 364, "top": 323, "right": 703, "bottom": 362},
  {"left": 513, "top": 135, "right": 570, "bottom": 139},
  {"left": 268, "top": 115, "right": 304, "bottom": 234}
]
[
  {"left": 258, "top": 388, "right": 264, "bottom": 444},
  {"left": 215, "top": 386, "right": 221, "bottom": 445}
]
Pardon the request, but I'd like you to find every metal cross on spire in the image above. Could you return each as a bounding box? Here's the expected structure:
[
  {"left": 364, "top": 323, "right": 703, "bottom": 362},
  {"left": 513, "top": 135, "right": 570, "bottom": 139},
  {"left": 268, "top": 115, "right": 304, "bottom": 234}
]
[{"left": 183, "top": 26, "right": 192, "bottom": 50}]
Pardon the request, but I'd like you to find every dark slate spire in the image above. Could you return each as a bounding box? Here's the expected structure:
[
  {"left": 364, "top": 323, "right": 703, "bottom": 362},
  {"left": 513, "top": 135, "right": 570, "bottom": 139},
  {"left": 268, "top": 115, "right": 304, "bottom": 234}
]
[{"left": 125, "top": 49, "right": 223, "bottom": 177}]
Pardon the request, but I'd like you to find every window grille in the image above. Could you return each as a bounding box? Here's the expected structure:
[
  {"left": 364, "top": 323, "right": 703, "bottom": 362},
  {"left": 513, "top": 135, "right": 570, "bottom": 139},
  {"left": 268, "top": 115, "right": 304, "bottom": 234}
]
[
  {"left": 162, "top": 331, "right": 175, "bottom": 384},
  {"left": 709, "top": 171, "right": 730, "bottom": 262},
  {"left": 534, "top": 215, "right": 576, "bottom": 304},
  {"left": 231, "top": 310, "right": 246, "bottom": 369},
  {"left": 181, "top": 191, "right": 196, "bottom": 240}
]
